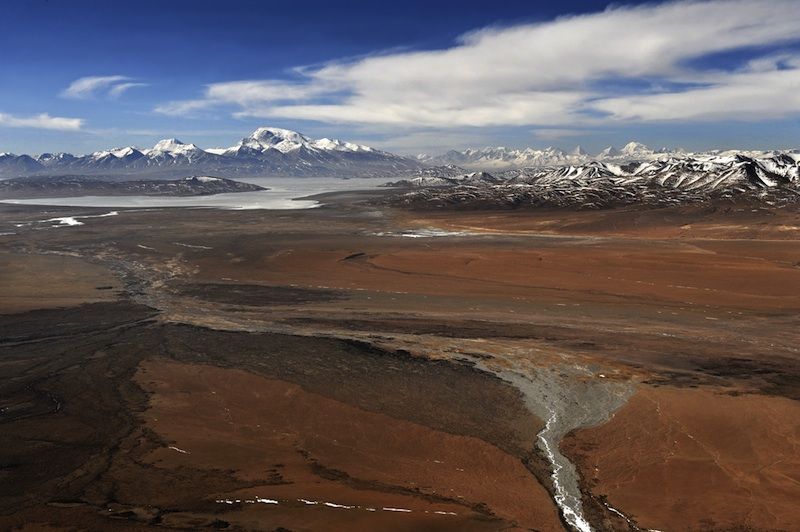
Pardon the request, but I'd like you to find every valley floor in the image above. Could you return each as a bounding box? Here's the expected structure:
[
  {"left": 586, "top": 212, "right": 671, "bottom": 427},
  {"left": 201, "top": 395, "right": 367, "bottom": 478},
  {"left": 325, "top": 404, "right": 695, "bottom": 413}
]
[{"left": 1, "top": 191, "right": 799, "bottom": 531}]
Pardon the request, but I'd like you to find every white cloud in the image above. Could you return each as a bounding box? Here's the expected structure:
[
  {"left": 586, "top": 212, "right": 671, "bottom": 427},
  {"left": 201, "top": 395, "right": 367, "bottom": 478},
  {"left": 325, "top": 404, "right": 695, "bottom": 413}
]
[
  {"left": 108, "top": 82, "right": 148, "bottom": 99},
  {"left": 154, "top": 99, "right": 216, "bottom": 116},
  {"left": 155, "top": 80, "right": 335, "bottom": 116},
  {"left": 0, "top": 112, "right": 84, "bottom": 131},
  {"left": 594, "top": 56, "right": 800, "bottom": 121},
  {"left": 156, "top": 0, "right": 800, "bottom": 127},
  {"left": 62, "top": 75, "right": 147, "bottom": 99},
  {"left": 205, "top": 80, "right": 334, "bottom": 104},
  {"left": 346, "top": 129, "right": 508, "bottom": 155}
]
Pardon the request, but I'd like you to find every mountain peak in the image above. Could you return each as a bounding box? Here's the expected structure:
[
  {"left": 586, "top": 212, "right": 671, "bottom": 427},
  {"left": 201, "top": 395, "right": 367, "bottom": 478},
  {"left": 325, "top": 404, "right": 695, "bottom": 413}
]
[
  {"left": 240, "top": 126, "right": 374, "bottom": 154},
  {"left": 109, "top": 147, "right": 141, "bottom": 158},
  {"left": 313, "top": 137, "right": 373, "bottom": 152},
  {"left": 149, "top": 138, "right": 201, "bottom": 156},
  {"left": 152, "top": 138, "right": 184, "bottom": 149},
  {"left": 242, "top": 127, "right": 310, "bottom": 153},
  {"left": 571, "top": 145, "right": 587, "bottom": 156},
  {"left": 599, "top": 145, "right": 617, "bottom": 154},
  {"left": 621, "top": 141, "right": 652, "bottom": 156},
  {"left": 250, "top": 127, "right": 308, "bottom": 143}
]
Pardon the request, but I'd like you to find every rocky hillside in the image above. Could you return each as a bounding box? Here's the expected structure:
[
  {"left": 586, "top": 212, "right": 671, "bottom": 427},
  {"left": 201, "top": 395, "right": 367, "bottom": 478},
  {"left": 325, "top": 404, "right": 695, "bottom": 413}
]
[{"left": 0, "top": 175, "right": 265, "bottom": 199}]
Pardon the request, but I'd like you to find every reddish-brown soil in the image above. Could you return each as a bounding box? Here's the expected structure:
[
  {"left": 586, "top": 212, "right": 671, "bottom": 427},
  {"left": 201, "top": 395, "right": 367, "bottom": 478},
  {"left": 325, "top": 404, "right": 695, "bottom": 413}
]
[
  {"left": 562, "top": 385, "right": 800, "bottom": 531},
  {"left": 135, "top": 358, "right": 564, "bottom": 531},
  {"left": 407, "top": 202, "right": 800, "bottom": 240},
  {"left": 2, "top": 196, "right": 799, "bottom": 531}
]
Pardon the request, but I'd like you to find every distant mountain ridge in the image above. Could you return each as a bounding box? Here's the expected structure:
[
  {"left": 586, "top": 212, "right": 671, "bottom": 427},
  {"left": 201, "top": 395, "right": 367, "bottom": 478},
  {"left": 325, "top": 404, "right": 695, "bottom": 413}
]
[
  {"left": 0, "top": 127, "right": 422, "bottom": 179},
  {"left": 3, "top": 132, "right": 799, "bottom": 181},
  {"left": 415, "top": 141, "right": 800, "bottom": 170},
  {"left": 0, "top": 175, "right": 265, "bottom": 199}
]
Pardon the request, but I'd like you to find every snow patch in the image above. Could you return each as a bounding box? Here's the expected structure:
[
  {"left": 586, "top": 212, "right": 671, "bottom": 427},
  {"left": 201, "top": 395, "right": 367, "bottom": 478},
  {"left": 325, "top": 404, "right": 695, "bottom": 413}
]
[
  {"left": 43, "top": 211, "right": 118, "bottom": 228},
  {"left": 167, "top": 445, "right": 189, "bottom": 454},
  {"left": 174, "top": 242, "right": 212, "bottom": 250}
]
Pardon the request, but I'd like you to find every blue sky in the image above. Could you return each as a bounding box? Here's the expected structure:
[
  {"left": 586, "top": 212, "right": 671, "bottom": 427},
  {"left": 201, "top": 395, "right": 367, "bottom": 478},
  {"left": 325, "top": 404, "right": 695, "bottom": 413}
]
[{"left": 1, "top": 0, "right": 799, "bottom": 155}]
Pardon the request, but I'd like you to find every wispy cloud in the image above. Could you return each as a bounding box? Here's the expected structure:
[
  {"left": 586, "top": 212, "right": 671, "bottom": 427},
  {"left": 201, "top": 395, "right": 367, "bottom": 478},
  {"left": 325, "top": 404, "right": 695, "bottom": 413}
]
[
  {"left": 0, "top": 112, "right": 84, "bottom": 131},
  {"left": 156, "top": 0, "right": 800, "bottom": 128},
  {"left": 154, "top": 99, "right": 216, "bottom": 117},
  {"left": 154, "top": 80, "right": 333, "bottom": 116},
  {"left": 594, "top": 56, "right": 800, "bottom": 121},
  {"left": 62, "top": 75, "right": 148, "bottom": 99},
  {"left": 108, "top": 82, "right": 149, "bottom": 99}
]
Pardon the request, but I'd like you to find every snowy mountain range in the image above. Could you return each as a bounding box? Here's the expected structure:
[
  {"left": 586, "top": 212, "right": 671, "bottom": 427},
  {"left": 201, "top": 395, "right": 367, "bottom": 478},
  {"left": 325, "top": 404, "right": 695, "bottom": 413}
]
[
  {"left": 3, "top": 131, "right": 798, "bottom": 186},
  {"left": 390, "top": 151, "right": 800, "bottom": 209},
  {"left": 0, "top": 127, "right": 422, "bottom": 179},
  {"left": 418, "top": 141, "right": 700, "bottom": 170},
  {"left": 503, "top": 152, "right": 800, "bottom": 189}
]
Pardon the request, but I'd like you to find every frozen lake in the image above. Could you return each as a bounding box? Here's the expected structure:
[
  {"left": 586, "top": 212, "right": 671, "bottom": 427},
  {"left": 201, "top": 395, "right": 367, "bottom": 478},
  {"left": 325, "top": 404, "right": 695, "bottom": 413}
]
[{"left": 0, "top": 177, "right": 391, "bottom": 210}]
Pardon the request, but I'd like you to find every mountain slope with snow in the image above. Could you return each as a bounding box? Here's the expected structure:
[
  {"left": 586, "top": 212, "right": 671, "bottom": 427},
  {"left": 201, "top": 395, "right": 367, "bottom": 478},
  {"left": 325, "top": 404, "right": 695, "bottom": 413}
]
[
  {"left": 0, "top": 127, "right": 422, "bottom": 179},
  {"left": 392, "top": 151, "right": 800, "bottom": 209},
  {"left": 0, "top": 153, "right": 44, "bottom": 175}
]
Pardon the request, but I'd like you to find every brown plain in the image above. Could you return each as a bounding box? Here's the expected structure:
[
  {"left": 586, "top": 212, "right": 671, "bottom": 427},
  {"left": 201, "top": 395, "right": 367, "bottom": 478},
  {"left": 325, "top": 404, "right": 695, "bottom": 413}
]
[{"left": 1, "top": 196, "right": 799, "bottom": 531}]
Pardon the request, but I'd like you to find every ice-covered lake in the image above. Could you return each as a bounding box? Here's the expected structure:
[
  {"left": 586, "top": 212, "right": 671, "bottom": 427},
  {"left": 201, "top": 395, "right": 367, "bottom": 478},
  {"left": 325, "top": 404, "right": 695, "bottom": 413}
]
[{"left": 0, "top": 177, "right": 391, "bottom": 210}]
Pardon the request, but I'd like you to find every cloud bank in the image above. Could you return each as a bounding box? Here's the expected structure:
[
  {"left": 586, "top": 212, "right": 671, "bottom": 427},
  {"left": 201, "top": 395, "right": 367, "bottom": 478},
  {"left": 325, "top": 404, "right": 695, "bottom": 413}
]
[{"left": 156, "top": 0, "right": 800, "bottom": 129}]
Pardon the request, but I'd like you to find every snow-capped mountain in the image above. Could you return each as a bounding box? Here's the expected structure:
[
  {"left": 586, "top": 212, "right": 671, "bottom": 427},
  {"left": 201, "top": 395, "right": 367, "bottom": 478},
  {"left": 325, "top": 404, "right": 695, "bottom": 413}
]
[
  {"left": 388, "top": 170, "right": 500, "bottom": 188},
  {"left": 36, "top": 152, "right": 77, "bottom": 167},
  {"left": 0, "top": 127, "right": 422, "bottom": 179},
  {"left": 503, "top": 152, "right": 800, "bottom": 189},
  {"left": 596, "top": 146, "right": 620, "bottom": 159},
  {"left": 145, "top": 138, "right": 204, "bottom": 158},
  {"left": 421, "top": 146, "right": 586, "bottom": 170},
  {"left": 419, "top": 141, "right": 682, "bottom": 170},
  {"left": 392, "top": 151, "right": 800, "bottom": 209},
  {"left": 217, "top": 127, "right": 375, "bottom": 156},
  {"left": 0, "top": 153, "right": 44, "bottom": 175},
  {"left": 617, "top": 141, "right": 655, "bottom": 159}
]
